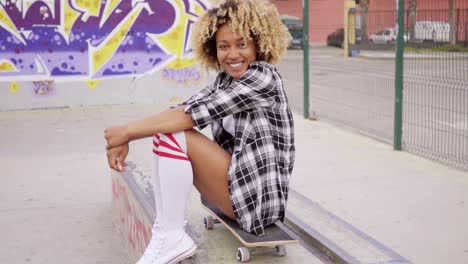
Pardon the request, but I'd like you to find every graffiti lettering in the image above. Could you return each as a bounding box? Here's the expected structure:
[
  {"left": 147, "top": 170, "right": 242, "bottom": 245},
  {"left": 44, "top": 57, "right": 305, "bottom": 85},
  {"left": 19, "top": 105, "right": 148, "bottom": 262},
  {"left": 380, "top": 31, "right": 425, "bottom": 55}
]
[
  {"left": 0, "top": 0, "right": 212, "bottom": 81},
  {"left": 162, "top": 67, "right": 202, "bottom": 84},
  {"left": 32, "top": 80, "right": 55, "bottom": 97}
]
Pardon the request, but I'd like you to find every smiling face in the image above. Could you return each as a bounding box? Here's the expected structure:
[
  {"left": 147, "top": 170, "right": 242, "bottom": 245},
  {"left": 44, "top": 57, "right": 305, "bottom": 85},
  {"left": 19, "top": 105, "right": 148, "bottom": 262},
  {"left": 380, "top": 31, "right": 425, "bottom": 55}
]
[{"left": 215, "top": 23, "right": 257, "bottom": 79}]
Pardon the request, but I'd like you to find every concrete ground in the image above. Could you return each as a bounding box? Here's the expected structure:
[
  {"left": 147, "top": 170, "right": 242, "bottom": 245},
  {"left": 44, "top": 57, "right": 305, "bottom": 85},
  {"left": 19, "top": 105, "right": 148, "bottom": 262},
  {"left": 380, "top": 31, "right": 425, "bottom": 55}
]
[
  {"left": 0, "top": 107, "right": 135, "bottom": 264},
  {"left": 1, "top": 104, "right": 467, "bottom": 263},
  {"left": 292, "top": 116, "right": 468, "bottom": 264}
]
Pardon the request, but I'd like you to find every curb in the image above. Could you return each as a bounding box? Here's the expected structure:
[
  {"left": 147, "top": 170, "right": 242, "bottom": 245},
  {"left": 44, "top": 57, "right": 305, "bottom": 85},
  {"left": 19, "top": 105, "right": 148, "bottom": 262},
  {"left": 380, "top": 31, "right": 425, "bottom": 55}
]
[
  {"left": 284, "top": 190, "right": 411, "bottom": 264},
  {"left": 111, "top": 150, "right": 410, "bottom": 263},
  {"left": 357, "top": 50, "right": 468, "bottom": 59}
]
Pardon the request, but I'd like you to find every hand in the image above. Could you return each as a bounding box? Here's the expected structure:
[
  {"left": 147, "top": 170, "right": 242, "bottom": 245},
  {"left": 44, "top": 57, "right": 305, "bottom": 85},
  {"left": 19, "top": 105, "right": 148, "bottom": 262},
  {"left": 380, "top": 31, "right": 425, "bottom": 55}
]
[
  {"left": 104, "top": 125, "right": 130, "bottom": 150},
  {"left": 106, "top": 143, "right": 129, "bottom": 172}
]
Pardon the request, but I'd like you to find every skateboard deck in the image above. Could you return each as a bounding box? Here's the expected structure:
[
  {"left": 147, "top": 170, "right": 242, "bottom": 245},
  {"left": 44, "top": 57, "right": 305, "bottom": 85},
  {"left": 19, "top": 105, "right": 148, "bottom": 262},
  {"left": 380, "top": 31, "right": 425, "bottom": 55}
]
[{"left": 201, "top": 196, "right": 298, "bottom": 247}]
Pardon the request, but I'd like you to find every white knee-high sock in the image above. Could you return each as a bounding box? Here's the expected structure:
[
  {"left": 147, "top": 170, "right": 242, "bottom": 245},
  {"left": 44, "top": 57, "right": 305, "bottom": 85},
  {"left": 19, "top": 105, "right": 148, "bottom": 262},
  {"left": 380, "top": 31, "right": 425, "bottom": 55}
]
[{"left": 152, "top": 132, "right": 192, "bottom": 232}]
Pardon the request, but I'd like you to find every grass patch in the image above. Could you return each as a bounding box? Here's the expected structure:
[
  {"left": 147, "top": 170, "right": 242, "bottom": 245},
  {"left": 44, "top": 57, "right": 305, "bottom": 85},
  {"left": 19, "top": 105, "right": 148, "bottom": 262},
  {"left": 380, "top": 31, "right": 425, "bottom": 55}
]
[
  {"left": 432, "top": 44, "right": 468, "bottom": 52},
  {"left": 390, "top": 44, "right": 468, "bottom": 53}
]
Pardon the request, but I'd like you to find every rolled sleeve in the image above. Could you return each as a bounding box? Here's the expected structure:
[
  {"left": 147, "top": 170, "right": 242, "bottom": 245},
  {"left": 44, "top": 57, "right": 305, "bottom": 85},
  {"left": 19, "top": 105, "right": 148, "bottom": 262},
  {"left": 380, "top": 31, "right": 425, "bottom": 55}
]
[
  {"left": 183, "top": 97, "right": 213, "bottom": 129},
  {"left": 185, "top": 62, "right": 276, "bottom": 129}
]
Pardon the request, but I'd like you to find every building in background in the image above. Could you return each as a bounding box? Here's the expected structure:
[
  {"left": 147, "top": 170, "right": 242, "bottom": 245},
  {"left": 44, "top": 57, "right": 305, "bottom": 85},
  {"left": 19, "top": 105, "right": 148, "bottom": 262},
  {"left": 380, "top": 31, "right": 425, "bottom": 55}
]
[
  {"left": 272, "top": 0, "right": 468, "bottom": 45},
  {"left": 272, "top": 0, "right": 345, "bottom": 45}
]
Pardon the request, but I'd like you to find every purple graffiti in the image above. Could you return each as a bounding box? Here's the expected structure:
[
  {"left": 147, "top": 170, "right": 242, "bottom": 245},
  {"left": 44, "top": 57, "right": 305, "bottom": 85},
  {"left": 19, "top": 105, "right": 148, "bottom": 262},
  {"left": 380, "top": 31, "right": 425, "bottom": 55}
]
[
  {"left": 1, "top": 1, "right": 61, "bottom": 29},
  {"left": 162, "top": 67, "right": 202, "bottom": 83},
  {"left": 0, "top": 0, "right": 203, "bottom": 79},
  {"left": 32, "top": 80, "right": 56, "bottom": 97}
]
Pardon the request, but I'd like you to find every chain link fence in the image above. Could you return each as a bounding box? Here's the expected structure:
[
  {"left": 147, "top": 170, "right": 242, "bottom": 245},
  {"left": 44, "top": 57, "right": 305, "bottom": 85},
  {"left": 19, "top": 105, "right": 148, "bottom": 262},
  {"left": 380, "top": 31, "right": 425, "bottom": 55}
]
[
  {"left": 402, "top": 6, "right": 468, "bottom": 170},
  {"left": 289, "top": 0, "right": 468, "bottom": 170}
]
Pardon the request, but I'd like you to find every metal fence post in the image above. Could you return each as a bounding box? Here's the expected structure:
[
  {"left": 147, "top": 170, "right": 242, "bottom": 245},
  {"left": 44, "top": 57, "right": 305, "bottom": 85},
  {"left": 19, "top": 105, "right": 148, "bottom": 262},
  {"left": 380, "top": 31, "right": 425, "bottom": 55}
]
[
  {"left": 394, "top": 0, "right": 404, "bottom": 150},
  {"left": 303, "top": 0, "right": 310, "bottom": 119}
]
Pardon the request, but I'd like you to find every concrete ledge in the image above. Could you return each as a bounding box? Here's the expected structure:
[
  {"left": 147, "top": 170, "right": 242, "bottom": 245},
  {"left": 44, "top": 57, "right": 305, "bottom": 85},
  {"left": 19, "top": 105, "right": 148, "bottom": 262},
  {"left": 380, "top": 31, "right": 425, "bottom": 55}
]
[
  {"left": 111, "top": 162, "right": 153, "bottom": 262},
  {"left": 110, "top": 142, "right": 322, "bottom": 263},
  {"left": 110, "top": 141, "right": 411, "bottom": 263},
  {"left": 285, "top": 190, "right": 411, "bottom": 264}
]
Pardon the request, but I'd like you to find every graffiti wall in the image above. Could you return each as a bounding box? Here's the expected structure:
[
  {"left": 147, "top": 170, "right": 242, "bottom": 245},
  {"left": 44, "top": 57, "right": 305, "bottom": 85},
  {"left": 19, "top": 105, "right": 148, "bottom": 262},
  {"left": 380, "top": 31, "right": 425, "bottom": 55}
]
[{"left": 0, "top": 0, "right": 218, "bottom": 111}]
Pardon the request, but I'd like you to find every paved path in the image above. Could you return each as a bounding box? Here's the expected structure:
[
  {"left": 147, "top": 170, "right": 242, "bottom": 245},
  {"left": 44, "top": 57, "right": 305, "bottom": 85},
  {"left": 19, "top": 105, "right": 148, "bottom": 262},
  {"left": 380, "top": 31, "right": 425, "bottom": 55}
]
[
  {"left": 291, "top": 115, "right": 468, "bottom": 264},
  {"left": 1, "top": 103, "right": 468, "bottom": 263},
  {"left": 0, "top": 107, "right": 143, "bottom": 264}
]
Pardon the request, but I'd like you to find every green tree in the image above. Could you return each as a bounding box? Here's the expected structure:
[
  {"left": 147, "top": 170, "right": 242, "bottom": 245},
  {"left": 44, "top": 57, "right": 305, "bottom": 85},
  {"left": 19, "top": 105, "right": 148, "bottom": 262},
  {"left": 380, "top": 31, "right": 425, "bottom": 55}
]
[
  {"left": 408, "top": 0, "right": 417, "bottom": 41},
  {"left": 360, "top": 0, "right": 369, "bottom": 42},
  {"left": 449, "top": 0, "right": 456, "bottom": 44}
]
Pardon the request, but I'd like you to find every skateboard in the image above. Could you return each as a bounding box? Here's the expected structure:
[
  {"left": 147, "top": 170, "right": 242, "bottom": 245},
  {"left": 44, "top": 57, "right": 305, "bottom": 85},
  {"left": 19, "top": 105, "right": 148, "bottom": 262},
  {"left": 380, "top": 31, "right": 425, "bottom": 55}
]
[{"left": 201, "top": 196, "right": 298, "bottom": 262}]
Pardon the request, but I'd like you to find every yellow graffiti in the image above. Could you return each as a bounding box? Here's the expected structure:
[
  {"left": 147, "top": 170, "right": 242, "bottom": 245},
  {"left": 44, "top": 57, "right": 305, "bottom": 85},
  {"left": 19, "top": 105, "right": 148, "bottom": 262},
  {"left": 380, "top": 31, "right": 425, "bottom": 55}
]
[
  {"left": 0, "top": 6, "right": 17, "bottom": 30},
  {"left": 64, "top": 1, "right": 81, "bottom": 38},
  {"left": 85, "top": 80, "right": 101, "bottom": 90},
  {"left": 193, "top": 1, "right": 208, "bottom": 16},
  {"left": 149, "top": 0, "right": 194, "bottom": 60},
  {"left": 10, "top": 82, "right": 18, "bottom": 94},
  {"left": 72, "top": 0, "right": 102, "bottom": 20},
  {"left": 0, "top": 61, "right": 16, "bottom": 72},
  {"left": 149, "top": 0, "right": 211, "bottom": 68},
  {"left": 90, "top": 5, "right": 144, "bottom": 76},
  {"left": 0, "top": 6, "right": 25, "bottom": 45},
  {"left": 166, "top": 57, "right": 197, "bottom": 69},
  {"left": 101, "top": 0, "right": 123, "bottom": 27}
]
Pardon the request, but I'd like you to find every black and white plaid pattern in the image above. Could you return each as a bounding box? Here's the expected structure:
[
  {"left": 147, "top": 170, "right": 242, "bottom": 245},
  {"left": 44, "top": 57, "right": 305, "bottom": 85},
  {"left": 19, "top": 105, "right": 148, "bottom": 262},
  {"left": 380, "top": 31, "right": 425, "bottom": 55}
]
[{"left": 183, "top": 61, "right": 295, "bottom": 236}]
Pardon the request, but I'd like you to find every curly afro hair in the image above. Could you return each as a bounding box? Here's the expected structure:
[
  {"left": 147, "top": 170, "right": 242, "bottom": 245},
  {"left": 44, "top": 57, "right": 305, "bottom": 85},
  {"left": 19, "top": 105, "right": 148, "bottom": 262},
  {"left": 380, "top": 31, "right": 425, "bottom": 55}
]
[{"left": 191, "top": 0, "right": 292, "bottom": 71}]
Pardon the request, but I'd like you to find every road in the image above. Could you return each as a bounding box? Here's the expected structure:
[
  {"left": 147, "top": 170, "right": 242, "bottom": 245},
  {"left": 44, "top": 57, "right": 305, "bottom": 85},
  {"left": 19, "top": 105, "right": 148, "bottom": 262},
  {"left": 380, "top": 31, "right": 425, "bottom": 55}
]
[{"left": 277, "top": 46, "right": 468, "bottom": 170}]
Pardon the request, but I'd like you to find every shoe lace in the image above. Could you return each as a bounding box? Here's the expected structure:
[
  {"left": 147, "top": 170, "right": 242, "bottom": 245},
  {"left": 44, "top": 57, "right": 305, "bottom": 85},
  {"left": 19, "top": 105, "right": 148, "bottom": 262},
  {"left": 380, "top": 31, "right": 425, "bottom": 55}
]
[
  {"left": 139, "top": 221, "right": 188, "bottom": 262},
  {"left": 140, "top": 224, "right": 167, "bottom": 261}
]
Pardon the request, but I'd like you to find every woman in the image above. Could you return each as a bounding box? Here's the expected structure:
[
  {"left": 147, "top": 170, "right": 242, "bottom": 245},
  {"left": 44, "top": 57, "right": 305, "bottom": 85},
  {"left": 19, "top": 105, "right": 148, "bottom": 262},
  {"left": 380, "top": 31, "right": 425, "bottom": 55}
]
[{"left": 104, "top": 0, "right": 294, "bottom": 263}]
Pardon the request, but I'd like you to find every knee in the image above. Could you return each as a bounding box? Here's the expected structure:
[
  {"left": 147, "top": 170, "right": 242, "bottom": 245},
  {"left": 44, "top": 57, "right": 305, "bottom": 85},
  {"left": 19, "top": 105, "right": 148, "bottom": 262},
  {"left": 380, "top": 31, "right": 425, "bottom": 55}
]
[{"left": 183, "top": 129, "right": 197, "bottom": 140}]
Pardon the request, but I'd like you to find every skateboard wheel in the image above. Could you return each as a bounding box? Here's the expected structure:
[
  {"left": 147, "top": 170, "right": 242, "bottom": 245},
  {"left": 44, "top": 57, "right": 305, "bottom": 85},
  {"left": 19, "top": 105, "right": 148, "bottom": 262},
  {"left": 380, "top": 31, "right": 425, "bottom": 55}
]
[
  {"left": 236, "top": 247, "right": 250, "bottom": 262},
  {"left": 204, "top": 216, "right": 214, "bottom": 229},
  {"left": 276, "top": 245, "right": 287, "bottom": 256}
]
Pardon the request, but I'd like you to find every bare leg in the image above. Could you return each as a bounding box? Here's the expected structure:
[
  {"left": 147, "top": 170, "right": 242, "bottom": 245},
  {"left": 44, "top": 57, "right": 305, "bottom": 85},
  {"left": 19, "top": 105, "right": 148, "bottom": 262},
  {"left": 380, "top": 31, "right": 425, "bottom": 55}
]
[{"left": 184, "top": 129, "right": 236, "bottom": 220}]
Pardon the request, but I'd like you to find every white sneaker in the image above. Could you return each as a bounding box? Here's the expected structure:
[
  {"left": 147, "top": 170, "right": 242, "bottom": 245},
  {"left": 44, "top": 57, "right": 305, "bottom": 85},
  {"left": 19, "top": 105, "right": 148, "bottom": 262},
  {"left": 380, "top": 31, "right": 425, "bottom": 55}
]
[{"left": 136, "top": 227, "right": 196, "bottom": 264}]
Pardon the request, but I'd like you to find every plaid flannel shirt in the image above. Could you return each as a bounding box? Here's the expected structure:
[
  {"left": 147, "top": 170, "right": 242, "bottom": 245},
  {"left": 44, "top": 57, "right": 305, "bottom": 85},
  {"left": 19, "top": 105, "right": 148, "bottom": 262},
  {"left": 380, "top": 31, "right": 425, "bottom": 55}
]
[{"left": 182, "top": 61, "right": 295, "bottom": 236}]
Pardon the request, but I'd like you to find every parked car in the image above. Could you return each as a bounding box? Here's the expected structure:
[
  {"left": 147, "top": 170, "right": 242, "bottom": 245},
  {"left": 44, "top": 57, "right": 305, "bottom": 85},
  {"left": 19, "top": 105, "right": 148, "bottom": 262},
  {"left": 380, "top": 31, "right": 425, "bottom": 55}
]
[
  {"left": 327, "top": 28, "right": 345, "bottom": 47},
  {"left": 281, "top": 15, "right": 304, "bottom": 49},
  {"left": 369, "top": 28, "right": 408, "bottom": 44},
  {"left": 326, "top": 28, "right": 362, "bottom": 48}
]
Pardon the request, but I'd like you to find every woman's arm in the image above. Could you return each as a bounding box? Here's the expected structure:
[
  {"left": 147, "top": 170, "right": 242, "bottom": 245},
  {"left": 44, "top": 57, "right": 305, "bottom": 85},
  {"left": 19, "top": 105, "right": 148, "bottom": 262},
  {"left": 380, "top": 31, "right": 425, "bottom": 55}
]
[{"left": 104, "top": 106, "right": 195, "bottom": 149}]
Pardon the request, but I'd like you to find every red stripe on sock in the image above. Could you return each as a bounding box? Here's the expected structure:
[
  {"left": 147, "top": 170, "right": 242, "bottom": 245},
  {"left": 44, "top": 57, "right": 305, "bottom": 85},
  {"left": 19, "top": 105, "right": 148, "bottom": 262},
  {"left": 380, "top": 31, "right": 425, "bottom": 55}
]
[
  {"left": 166, "top": 133, "right": 182, "bottom": 150},
  {"left": 159, "top": 139, "right": 184, "bottom": 154},
  {"left": 153, "top": 149, "right": 189, "bottom": 161}
]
